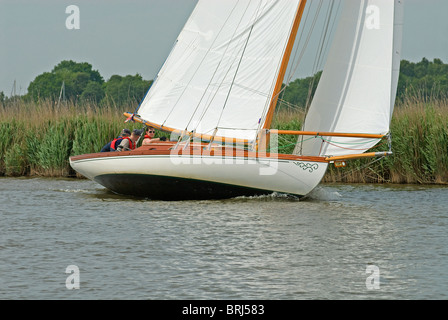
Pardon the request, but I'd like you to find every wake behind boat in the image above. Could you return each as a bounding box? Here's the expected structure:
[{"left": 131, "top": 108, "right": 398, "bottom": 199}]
[{"left": 70, "top": 0, "right": 403, "bottom": 200}]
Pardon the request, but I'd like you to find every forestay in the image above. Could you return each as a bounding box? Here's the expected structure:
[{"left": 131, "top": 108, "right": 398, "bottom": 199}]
[
  {"left": 298, "top": 0, "right": 403, "bottom": 157},
  {"left": 137, "top": 0, "right": 301, "bottom": 142}
]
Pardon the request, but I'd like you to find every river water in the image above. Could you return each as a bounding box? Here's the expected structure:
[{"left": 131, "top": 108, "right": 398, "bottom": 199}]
[{"left": 0, "top": 177, "right": 447, "bottom": 300}]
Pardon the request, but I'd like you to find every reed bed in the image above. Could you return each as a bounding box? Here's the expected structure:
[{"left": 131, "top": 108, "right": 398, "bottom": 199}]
[
  {"left": 323, "top": 94, "right": 448, "bottom": 184},
  {"left": 1, "top": 96, "right": 447, "bottom": 184},
  {"left": 0, "top": 100, "right": 141, "bottom": 177}
]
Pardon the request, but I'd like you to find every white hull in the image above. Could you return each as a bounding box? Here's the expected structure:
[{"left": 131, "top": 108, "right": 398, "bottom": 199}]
[{"left": 70, "top": 151, "right": 328, "bottom": 200}]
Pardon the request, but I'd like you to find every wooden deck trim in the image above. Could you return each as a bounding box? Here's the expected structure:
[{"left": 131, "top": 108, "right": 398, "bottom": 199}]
[{"left": 70, "top": 142, "right": 328, "bottom": 163}]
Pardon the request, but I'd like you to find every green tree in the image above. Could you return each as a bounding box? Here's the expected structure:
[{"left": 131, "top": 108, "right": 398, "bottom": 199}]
[
  {"left": 52, "top": 60, "right": 103, "bottom": 84},
  {"left": 0, "top": 91, "right": 5, "bottom": 106},
  {"left": 80, "top": 81, "right": 105, "bottom": 103},
  {"left": 279, "top": 71, "right": 322, "bottom": 110},
  {"left": 397, "top": 58, "right": 448, "bottom": 102},
  {"left": 103, "top": 74, "right": 152, "bottom": 107},
  {"left": 26, "top": 72, "right": 61, "bottom": 101},
  {"left": 25, "top": 60, "right": 104, "bottom": 102},
  {"left": 280, "top": 58, "right": 448, "bottom": 107}
]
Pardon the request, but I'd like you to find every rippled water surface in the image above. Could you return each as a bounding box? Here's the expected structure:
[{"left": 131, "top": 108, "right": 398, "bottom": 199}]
[{"left": 0, "top": 177, "right": 447, "bottom": 299}]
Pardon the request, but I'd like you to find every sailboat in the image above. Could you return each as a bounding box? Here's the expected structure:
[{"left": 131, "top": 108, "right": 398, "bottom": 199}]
[{"left": 70, "top": 0, "right": 403, "bottom": 200}]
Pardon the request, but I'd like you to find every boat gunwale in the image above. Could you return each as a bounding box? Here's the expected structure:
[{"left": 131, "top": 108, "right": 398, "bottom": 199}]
[{"left": 70, "top": 143, "right": 328, "bottom": 163}]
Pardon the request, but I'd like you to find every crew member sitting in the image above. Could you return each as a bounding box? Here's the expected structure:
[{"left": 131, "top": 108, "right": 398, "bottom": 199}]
[
  {"left": 100, "top": 129, "right": 131, "bottom": 152},
  {"left": 142, "top": 126, "right": 166, "bottom": 145},
  {"left": 116, "top": 129, "right": 142, "bottom": 151}
]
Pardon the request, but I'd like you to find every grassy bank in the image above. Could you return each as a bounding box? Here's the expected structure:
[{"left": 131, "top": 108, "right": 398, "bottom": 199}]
[{"left": 1, "top": 97, "right": 447, "bottom": 184}]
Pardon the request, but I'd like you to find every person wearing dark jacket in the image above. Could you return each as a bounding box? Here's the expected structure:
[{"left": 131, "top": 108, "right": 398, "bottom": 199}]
[
  {"left": 100, "top": 129, "right": 131, "bottom": 152},
  {"left": 116, "top": 129, "right": 142, "bottom": 151}
]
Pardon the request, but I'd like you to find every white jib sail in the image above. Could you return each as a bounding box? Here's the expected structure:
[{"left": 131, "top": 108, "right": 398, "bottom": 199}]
[
  {"left": 137, "top": 0, "right": 302, "bottom": 142},
  {"left": 298, "top": 0, "right": 403, "bottom": 157}
]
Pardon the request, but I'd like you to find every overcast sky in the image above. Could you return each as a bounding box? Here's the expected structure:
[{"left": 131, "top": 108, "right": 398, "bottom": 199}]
[{"left": 1, "top": 0, "right": 447, "bottom": 96}]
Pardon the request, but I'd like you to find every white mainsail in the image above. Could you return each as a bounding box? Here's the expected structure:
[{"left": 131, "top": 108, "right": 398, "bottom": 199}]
[
  {"left": 298, "top": 0, "right": 404, "bottom": 157},
  {"left": 137, "top": 0, "right": 302, "bottom": 142}
]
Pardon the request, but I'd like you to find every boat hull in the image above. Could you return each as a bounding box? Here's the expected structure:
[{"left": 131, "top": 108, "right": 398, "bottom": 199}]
[
  {"left": 94, "top": 173, "right": 282, "bottom": 200},
  {"left": 70, "top": 145, "right": 328, "bottom": 200}
]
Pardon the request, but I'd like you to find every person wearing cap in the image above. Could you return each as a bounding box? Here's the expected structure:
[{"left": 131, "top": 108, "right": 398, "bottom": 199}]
[
  {"left": 116, "top": 129, "right": 142, "bottom": 151},
  {"left": 100, "top": 129, "right": 131, "bottom": 152}
]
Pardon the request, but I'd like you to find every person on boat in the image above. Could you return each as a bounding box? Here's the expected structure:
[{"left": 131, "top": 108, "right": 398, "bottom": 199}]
[
  {"left": 100, "top": 129, "right": 131, "bottom": 152},
  {"left": 116, "top": 129, "right": 142, "bottom": 151},
  {"left": 142, "top": 126, "right": 167, "bottom": 145}
]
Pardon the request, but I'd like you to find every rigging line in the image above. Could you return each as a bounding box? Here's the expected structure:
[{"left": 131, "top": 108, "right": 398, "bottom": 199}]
[
  {"left": 322, "top": 138, "right": 381, "bottom": 146},
  {"left": 298, "top": 0, "right": 339, "bottom": 154},
  {"left": 159, "top": 34, "right": 211, "bottom": 128},
  {"left": 264, "top": 1, "right": 322, "bottom": 151},
  {"left": 255, "top": 0, "right": 310, "bottom": 147},
  {"left": 276, "top": 98, "right": 307, "bottom": 112},
  {"left": 302, "top": 0, "right": 337, "bottom": 119},
  {"left": 141, "top": 36, "right": 199, "bottom": 124},
  {"left": 196, "top": 0, "right": 268, "bottom": 135},
  {"left": 271, "top": 136, "right": 316, "bottom": 152},
  {"left": 278, "top": 1, "right": 313, "bottom": 109},
  {"left": 322, "top": 140, "right": 376, "bottom": 151},
  {"left": 304, "top": 0, "right": 329, "bottom": 113},
  {"left": 303, "top": 0, "right": 339, "bottom": 115},
  {"left": 266, "top": 0, "right": 323, "bottom": 123},
  {"left": 276, "top": 0, "right": 311, "bottom": 112},
  {"left": 180, "top": 0, "right": 244, "bottom": 132},
  {"left": 230, "top": 83, "right": 268, "bottom": 98},
  {"left": 285, "top": 0, "right": 324, "bottom": 86},
  {"left": 336, "top": 155, "right": 387, "bottom": 182},
  {"left": 285, "top": 0, "right": 322, "bottom": 86},
  {"left": 214, "top": 126, "right": 255, "bottom": 131},
  {"left": 321, "top": 0, "right": 341, "bottom": 69},
  {"left": 312, "top": 0, "right": 335, "bottom": 75},
  {"left": 187, "top": 0, "right": 255, "bottom": 133},
  {"left": 284, "top": 1, "right": 312, "bottom": 86},
  {"left": 137, "top": 3, "right": 203, "bottom": 117},
  {"left": 216, "top": 3, "right": 260, "bottom": 124},
  {"left": 325, "top": 2, "right": 369, "bottom": 135}
]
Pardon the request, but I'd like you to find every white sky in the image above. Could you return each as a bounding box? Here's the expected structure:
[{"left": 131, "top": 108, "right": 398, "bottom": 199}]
[{"left": 0, "top": 0, "right": 447, "bottom": 96}]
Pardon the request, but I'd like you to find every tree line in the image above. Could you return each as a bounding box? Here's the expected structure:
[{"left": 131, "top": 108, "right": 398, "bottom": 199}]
[
  {"left": 1, "top": 60, "right": 152, "bottom": 107},
  {"left": 1, "top": 58, "right": 447, "bottom": 109},
  {"left": 277, "top": 57, "right": 448, "bottom": 110}
]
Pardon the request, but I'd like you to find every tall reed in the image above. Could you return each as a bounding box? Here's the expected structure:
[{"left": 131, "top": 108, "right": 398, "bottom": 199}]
[
  {"left": 1, "top": 96, "right": 447, "bottom": 184},
  {"left": 0, "top": 100, "right": 141, "bottom": 176},
  {"left": 272, "top": 93, "right": 448, "bottom": 184}
]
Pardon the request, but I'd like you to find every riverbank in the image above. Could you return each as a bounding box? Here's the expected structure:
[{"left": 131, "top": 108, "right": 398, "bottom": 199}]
[{"left": 1, "top": 98, "right": 447, "bottom": 184}]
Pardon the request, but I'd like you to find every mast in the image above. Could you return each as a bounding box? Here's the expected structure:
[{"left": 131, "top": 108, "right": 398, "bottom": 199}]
[{"left": 257, "top": 0, "right": 307, "bottom": 151}]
